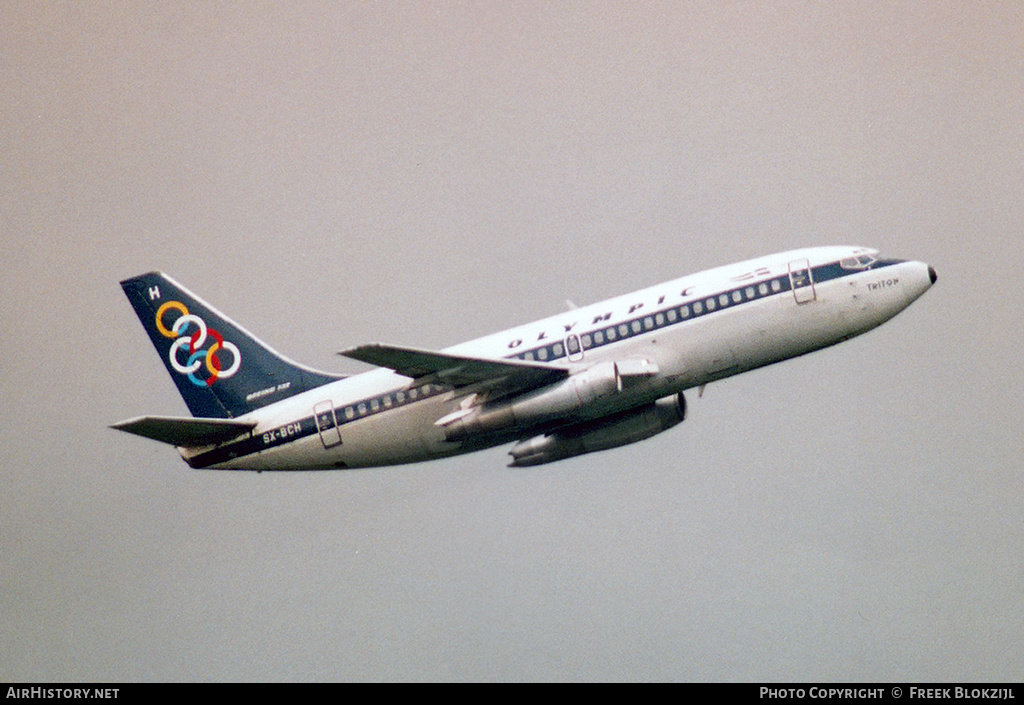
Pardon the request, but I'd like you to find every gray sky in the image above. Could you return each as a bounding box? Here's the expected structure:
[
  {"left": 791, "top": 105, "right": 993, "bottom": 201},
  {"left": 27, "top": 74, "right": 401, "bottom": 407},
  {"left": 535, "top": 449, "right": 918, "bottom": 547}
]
[{"left": 2, "top": 1, "right": 1022, "bottom": 681}]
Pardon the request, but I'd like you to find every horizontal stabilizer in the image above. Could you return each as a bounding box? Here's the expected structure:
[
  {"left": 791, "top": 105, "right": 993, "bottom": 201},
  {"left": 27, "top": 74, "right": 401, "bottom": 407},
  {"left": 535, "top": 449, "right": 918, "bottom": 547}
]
[
  {"left": 111, "top": 415, "right": 256, "bottom": 447},
  {"left": 339, "top": 343, "right": 568, "bottom": 388}
]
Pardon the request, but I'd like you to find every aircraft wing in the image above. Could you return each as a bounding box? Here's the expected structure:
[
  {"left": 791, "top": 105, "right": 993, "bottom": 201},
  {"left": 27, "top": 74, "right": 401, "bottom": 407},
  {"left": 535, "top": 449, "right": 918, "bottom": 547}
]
[{"left": 339, "top": 343, "right": 569, "bottom": 389}]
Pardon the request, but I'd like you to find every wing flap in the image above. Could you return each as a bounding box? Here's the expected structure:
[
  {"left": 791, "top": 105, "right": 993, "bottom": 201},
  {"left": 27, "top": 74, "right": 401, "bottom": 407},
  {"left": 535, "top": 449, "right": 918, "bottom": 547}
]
[
  {"left": 111, "top": 415, "right": 256, "bottom": 447},
  {"left": 339, "top": 343, "right": 568, "bottom": 388}
]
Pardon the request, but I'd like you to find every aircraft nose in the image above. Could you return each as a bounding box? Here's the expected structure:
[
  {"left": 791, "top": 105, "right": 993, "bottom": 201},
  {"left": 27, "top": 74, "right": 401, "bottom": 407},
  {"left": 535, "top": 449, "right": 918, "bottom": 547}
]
[{"left": 928, "top": 265, "right": 938, "bottom": 284}]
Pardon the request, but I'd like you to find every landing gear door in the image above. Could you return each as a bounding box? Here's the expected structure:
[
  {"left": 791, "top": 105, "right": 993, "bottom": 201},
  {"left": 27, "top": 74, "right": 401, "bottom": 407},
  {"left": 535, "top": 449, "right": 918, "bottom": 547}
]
[
  {"left": 314, "top": 401, "right": 342, "bottom": 448},
  {"left": 789, "top": 259, "right": 816, "bottom": 304}
]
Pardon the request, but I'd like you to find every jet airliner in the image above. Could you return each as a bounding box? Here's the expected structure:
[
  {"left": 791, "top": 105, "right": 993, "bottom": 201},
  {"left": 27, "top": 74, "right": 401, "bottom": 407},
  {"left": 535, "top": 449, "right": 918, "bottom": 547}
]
[{"left": 113, "top": 246, "right": 935, "bottom": 469}]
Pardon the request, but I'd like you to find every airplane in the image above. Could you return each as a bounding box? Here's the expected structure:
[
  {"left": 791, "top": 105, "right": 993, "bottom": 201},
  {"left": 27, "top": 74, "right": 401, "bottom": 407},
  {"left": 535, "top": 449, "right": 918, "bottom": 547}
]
[{"left": 112, "top": 246, "right": 936, "bottom": 470}]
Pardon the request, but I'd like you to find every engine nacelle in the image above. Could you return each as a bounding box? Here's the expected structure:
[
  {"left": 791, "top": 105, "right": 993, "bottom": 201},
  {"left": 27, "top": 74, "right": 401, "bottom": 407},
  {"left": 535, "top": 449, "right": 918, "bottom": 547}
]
[
  {"left": 441, "top": 361, "right": 621, "bottom": 441},
  {"left": 508, "top": 391, "right": 687, "bottom": 467}
]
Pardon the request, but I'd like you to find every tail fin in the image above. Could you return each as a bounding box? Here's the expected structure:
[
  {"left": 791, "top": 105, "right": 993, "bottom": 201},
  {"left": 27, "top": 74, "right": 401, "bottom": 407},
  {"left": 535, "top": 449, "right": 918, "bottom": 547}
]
[{"left": 121, "top": 272, "right": 342, "bottom": 419}]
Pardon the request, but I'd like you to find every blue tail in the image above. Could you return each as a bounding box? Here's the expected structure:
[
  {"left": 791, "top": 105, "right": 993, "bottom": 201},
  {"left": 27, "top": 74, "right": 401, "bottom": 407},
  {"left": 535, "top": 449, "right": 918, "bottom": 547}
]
[{"left": 121, "top": 272, "right": 342, "bottom": 419}]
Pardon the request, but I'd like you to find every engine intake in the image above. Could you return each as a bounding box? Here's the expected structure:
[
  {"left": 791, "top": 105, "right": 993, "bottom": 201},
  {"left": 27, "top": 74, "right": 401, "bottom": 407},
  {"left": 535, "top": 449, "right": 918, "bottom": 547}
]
[{"left": 508, "top": 392, "right": 687, "bottom": 467}]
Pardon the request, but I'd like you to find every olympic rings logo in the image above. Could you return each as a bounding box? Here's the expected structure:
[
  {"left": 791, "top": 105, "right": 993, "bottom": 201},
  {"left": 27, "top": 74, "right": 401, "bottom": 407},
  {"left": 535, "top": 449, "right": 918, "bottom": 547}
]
[{"left": 155, "top": 300, "right": 241, "bottom": 388}]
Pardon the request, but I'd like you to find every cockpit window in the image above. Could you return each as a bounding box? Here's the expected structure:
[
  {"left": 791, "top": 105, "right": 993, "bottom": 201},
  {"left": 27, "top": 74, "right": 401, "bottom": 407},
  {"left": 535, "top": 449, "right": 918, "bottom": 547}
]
[{"left": 840, "top": 254, "right": 878, "bottom": 270}]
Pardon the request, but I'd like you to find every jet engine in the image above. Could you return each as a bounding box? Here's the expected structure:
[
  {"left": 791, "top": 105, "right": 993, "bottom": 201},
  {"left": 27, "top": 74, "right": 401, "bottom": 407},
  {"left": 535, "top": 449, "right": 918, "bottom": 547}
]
[
  {"left": 440, "top": 361, "right": 625, "bottom": 441},
  {"left": 507, "top": 392, "right": 687, "bottom": 467}
]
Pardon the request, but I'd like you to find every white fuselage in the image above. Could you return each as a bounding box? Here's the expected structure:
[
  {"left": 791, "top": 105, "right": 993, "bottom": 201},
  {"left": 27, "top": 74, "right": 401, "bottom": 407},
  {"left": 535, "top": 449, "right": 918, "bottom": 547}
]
[{"left": 182, "top": 246, "right": 934, "bottom": 470}]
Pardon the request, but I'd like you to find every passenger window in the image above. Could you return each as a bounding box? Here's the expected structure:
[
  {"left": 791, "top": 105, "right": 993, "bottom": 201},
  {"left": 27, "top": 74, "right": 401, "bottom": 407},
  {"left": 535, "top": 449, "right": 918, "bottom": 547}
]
[
  {"left": 607, "top": 327, "right": 617, "bottom": 341},
  {"left": 581, "top": 334, "right": 592, "bottom": 349},
  {"left": 745, "top": 287, "right": 755, "bottom": 299},
  {"left": 759, "top": 282, "right": 768, "bottom": 296},
  {"left": 706, "top": 298, "right": 716, "bottom": 311},
  {"left": 644, "top": 316, "right": 654, "bottom": 330},
  {"left": 538, "top": 347, "right": 549, "bottom": 360},
  {"left": 553, "top": 342, "right": 564, "bottom": 357},
  {"left": 619, "top": 323, "right": 629, "bottom": 337},
  {"left": 631, "top": 320, "right": 641, "bottom": 334},
  {"left": 357, "top": 403, "right": 367, "bottom": 416},
  {"left": 771, "top": 279, "right": 782, "bottom": 293},
  {"left": 345, "top": 407, "right": 355, "bottom": 420},
  {"left": 668, "top": 308, "right": 678, "bottom": 322},
  {"left": 655, "top": 312, "right": 664, "bottom": 326},
  {"left": 595, "top": 330, "right": 605, "bottom": 344},
  {"left": 692, "top": 301, "right": 702, "bottom": 314}
]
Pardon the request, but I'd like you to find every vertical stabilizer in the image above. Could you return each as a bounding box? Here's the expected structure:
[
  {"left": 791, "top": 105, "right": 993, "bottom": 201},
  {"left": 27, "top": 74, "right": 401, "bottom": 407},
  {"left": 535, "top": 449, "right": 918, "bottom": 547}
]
[{"left": 121, "top": 272, "right": 341, "bottom": 419}]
